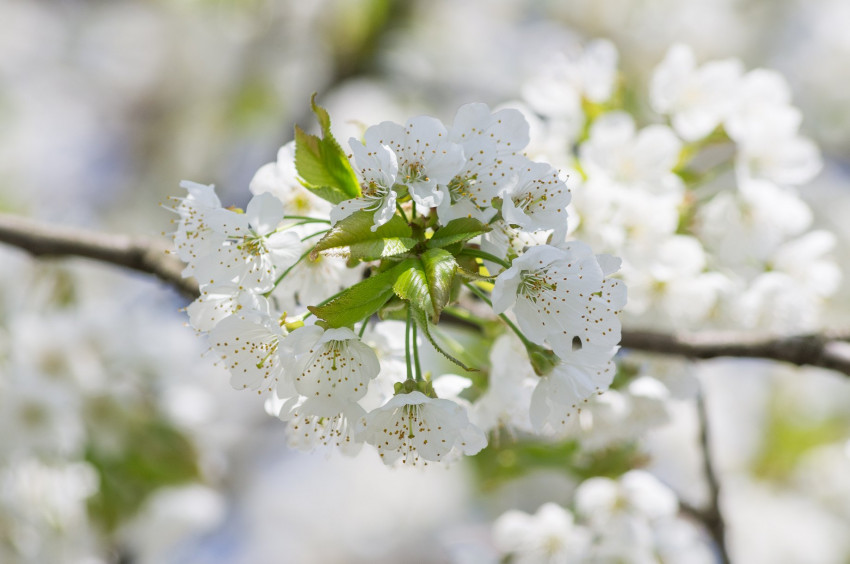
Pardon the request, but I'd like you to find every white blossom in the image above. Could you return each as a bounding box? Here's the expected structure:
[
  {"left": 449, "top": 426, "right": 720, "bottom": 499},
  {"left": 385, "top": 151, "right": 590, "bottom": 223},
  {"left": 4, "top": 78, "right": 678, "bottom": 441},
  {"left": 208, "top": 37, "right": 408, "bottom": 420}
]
[
  {"left": 359, "top": 391, "right": 486, "bottom": 465},
  {"left": 492, "top": 502, "right": 592, "bottom": 564},
  {"left": 278, "top": 396, "right": 366, "bottom": 456},
  {"left": 249, "top": 141, "right": 332, "bottom": 217},
  {"left": 332, "top": 140, "right": 399, "bottom": 230},
  {"left": 500, "top": 157, "right": 571, "bottom": 242},
  {"left": 471, "top": 333, "right": 536, "bottom": 434},
  {"left": 726, "top": 69, "right": 822, "bottom": 187},
  {"left": 208, "top": 312, "right": 293, "bottom": 398},
  {"left": 491, "top": 242, "right": 626, "bottom": 361},
  {"left": 579, "top": 112, "right": 683, "bottom": 195},
  {"left": 650, "top": 43, "right": 743, "bottom": 141},
  {"left": 193, "top": 192, "right": 301, "bottom": 292},
  {"left": 529, "top": 353, "right": 617, "bottom": 435},
  {"left": 185, "top": 284, "right": 271, "bottom": 332},
  {"left": 285, "top": 325, "right": 380, "bottom": 414},
  {"left": 363, "top": 116, "right": 465, "bottom": 208},
  {"left": 437, "top": 103, "right": 530, "bottom": 223},
  {"left": 169, "top": 180, "right": 226, "bottom": 277}
]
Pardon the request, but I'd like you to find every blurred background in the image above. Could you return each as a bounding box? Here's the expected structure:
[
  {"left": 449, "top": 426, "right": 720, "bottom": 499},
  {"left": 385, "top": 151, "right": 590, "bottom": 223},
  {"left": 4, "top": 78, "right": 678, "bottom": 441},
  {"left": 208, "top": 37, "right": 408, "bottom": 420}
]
[{"left": 1, "top": 0, "right": 849, "bottom": 562}]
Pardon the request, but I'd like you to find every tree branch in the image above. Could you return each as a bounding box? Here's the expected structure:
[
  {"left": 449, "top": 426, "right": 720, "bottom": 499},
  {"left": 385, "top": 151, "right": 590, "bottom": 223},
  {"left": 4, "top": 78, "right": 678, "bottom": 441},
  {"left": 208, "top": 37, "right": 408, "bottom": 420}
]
[
  {"left": 620, "top": 329, "right": 850, "bottom": 378},
  {"left": 695, "top": 386, "right": 730, "bottom": 564},
  {"left": 2, "top": 211, "right": 849, "bottom": 379},
  {"left": 0, "top": 213, "right": 198, "bottom": 299}
]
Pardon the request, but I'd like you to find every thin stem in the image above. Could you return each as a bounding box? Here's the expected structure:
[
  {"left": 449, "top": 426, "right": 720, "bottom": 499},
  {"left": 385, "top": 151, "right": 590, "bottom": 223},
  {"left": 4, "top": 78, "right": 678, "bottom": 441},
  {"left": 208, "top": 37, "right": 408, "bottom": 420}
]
[
  {"left": 358, "top": 317, "right": 369, "bottom": 338},
  {"left": 284, "top": 215, "right": 331, "bottom": 223},
  {"left": 412, "top": 318, "right": 422, "bottom": 381},
  {"left": 396, "top": 202, "right": 409, "bottom": 223},
  {"left": 405, "top": 306, "right": 414, "bottom": 382},
  {"left": 266, "top": 247, "right": 313, "bottom": 295},
  {"left": 301, "top": 229, "right": 329, "bottom": 242},
  {"left": 464, "top": 281, "right": 533, "bottom": 348},
  {"left": 459, "top": 248, "right": 511, "bottom": 270},
  {"left": 696, "top": 384, "right": 731, "bottom": 564}
]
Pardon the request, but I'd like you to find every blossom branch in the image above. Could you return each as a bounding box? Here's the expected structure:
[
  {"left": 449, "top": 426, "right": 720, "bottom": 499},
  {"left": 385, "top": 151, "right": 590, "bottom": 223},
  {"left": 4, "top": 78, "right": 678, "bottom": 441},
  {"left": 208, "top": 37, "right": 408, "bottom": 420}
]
[
  {"left": 0, "top": 213, "right": 198, "bottom": 299},
  {"left": 2, "top": 212, "right": 850, "bottom": 378}
]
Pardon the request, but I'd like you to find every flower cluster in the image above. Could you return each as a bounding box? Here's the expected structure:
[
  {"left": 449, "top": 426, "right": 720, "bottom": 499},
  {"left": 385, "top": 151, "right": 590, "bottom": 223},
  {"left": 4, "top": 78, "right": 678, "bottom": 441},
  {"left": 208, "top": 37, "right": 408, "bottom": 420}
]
[
  {"left": 492, "top": 470, "right": 714, "bottom": 563},
  {"left": 479, "top": 39, "right": 839, "bottom": 453},
  {"left": 171, "top": 98, "right": 626, "bottom": 465}
]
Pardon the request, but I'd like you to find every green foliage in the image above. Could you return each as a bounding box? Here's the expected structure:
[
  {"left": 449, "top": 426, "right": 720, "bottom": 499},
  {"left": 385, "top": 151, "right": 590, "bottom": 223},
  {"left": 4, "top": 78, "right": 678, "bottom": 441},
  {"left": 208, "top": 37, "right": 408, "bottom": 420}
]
[
  {"left": 426, "top": 217, "right": 491, "bottom": 249},
  {"left": 294, "top": 95, "right": 361, "bottom": 204},
  {"left": 471, "top": 437, "right": 645, "bottom": 491},
  {"left": 85, "top": 409, "right": 199, "bottom": 534},
  {"left": 752, "top": 391, "right": 849, "bottom": 482},
  {"left": 391, "top": 249, "right": 457, "bottom": 323},
  {"left": 311, "top": 211, "right": 416, "bottom": 261},
  {"left": 308, "top": 260, "right": 413, "bottom": 327}
]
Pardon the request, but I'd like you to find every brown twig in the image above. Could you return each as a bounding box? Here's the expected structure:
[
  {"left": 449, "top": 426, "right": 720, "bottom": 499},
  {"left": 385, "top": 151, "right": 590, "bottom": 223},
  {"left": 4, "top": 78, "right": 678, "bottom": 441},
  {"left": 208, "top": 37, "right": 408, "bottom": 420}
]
[
  {"left": 695, "top": 386, "right": 731, "bottom": 563},
  {"left": 620, "top": 329, "right": 850, "bottom": 378},
  {"left": 0, "top": 213, "right": 198, "bottom": 299}
]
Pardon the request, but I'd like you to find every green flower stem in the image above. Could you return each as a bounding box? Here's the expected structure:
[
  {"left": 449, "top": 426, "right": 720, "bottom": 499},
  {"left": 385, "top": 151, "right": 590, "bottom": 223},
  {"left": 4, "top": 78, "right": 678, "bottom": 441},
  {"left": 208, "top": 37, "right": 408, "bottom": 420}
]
[
  {"left": 459, "top": 248, "right": 511, "bottom": 270},
  {"left": 301, "top": 229, "right": 329, "bottom": 242},
  {"left": 266, "top": 247, "right": 313, "bottom": 296},
  {"left": 265, "top": 230, "right": 330, "bottom": 296},
  {"left": 463, "top": 281, "right": 534, "bottom": 349},
  {"left": 358, "top": 317, "right": 369, "bottom": 338},
  {"left": 412, "top": 317, "right": 422, "bottom": 381},
  {"left": 283, "top": 215, "right": 331, "bottom": 223},
  {"left": 396, "top": 202, "right": 410, "bottom": 223},
  {"left": 405, "top": 306, "right": 414, "bottom": 382}
]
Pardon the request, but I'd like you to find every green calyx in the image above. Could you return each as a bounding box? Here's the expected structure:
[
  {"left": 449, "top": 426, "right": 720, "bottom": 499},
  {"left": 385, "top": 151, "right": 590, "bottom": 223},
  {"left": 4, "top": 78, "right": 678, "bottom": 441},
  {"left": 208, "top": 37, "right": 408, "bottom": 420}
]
[
  {"left": 394, "top": 378, "right": 437, "bottom": 398},
  {"left": 526, "top": 342, "right": 560, "bottom": 376}
]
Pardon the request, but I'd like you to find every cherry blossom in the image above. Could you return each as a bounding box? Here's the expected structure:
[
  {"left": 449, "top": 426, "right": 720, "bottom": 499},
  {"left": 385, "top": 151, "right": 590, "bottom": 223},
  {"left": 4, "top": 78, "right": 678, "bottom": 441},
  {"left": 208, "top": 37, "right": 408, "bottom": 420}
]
[{"left": 359, "top": 391, "right": 486, "bottom": 465}]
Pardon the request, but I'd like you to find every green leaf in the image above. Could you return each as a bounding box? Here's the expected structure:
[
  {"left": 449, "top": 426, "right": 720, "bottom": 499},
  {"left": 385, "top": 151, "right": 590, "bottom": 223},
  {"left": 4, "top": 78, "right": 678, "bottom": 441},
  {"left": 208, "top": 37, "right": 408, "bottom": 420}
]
[
  {"left": 392, "top": 249, "right": 457, "bottom": 323},
  {"left": 311, "top": 211, "right": 416, "bottom": 261},
  {"left": 293, "top": 95, "right": 361, "bottom": 204},
  {"left": 308, "top": 261, "right": 412, "bottom": 327},
  {"left": 421, "top": 248, "right": 457, "bottom": 322},
  {"left": 392, "top": 260, "right": 432, "bottom": 316},
  {"left": 426, "top": 217, "right": 491, "bottom": 249}
]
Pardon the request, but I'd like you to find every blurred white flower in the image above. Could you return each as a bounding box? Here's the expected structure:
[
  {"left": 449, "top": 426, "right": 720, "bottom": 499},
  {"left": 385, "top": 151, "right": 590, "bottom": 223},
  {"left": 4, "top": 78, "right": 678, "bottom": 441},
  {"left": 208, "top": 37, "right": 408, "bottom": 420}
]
[
  {"left": 650, "top": 43, "right": 743, "bottom": 141},
  {"left": 493, "top": 502, "right": 591, "bottom": 564},
  {"left": 580, "top": 112, "right": 683, "bottom": 194}
]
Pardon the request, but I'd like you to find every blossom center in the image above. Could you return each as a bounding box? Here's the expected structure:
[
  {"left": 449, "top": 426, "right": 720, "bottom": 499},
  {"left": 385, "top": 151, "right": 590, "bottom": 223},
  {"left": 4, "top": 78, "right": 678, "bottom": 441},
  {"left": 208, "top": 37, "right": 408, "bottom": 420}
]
[{"left": 518, "top": 269, "right": 558, "bottom": 303}]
